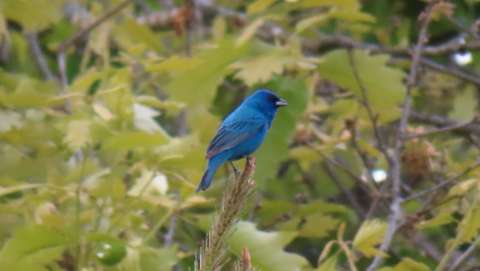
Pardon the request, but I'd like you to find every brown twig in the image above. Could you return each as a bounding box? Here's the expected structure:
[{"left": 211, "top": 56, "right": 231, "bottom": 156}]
[
  {"left": 57, "top": 0, "right": 133, "bottom": 54},
  {"left": 233, "top": 247, "right": 254, "bottom": 271},
  {"left": 410, "top": 111, "right": 480, "bottom": 135},
  {"left": 196, "top": 157, "right": 256, "bottom": 271},
  {"left": 57, "top": 0, "right": 133, "bottom": 88},
  {"left": 323, "top": 162, "right": 366, "bottom": 218},
  {"left": 405, "top": 120, "right": 473, "bottom": 140},
  {"left": 347, "top": 49, "right": 391, "bottom": 184},
  {"left": 403, "top": 159, "right": 480, "bottom": 202},
  {"left": 367, "top": 2, "right": 438, "bottom": 270}
]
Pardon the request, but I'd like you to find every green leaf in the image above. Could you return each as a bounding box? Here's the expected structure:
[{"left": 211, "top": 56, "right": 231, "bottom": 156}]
[
  {"left": 236, "top": 18, "right": 265, "bottom": 46},
  {"left": 113, "top": 18, "right": 164, "bottom": 53},
  {"left": 449, "top": 85, "right": 477, "bottom": 122},
  {"left": 64, "top": 120, "right": 91, "bottom": 150},
  {"left": 0, "top": 110, "right": 22, "bottom": 132},
  {"left": 318, "top": 49, "right": 405, "bottom": 122},
  {"left": 390, "top": 258, "right": 431, "bottom": 271},
  {"left": 1, "top": 0, "right": 64, "bottom": 32},
  {"left": 296, "top": 14, "right": 330, "bottom": 33},
  {"left": 103, "top": 131, "right": 170, "bottom": 150},
  {"left": 316, "top": 255, "right": 338, "bottom": 271},
  {"left": 247, "top": 0, "right": 276, "bottom": 14},
  {"left": 163, "top": 39, "right": 253, "bottom": 107},
  {"left": 0, "top": 225, "right": 69, "bottom": 271},
  {"left": 231, "top": 46, "right": 296, "bottom": 86},
  {"left": 298, "top": 213, "right": 340, "bottom": 238},
  {"left": 352, "top": 219, "right": 388, "bottom": 257},
  {"left": 456, "top": 201, "right": 480, "bottom": 243},
  {"left": 228, "top": 221, "right": 310, "bottom": 271},
  {"left": 0, "top": 183, "right": 43, "bottom": 198}
]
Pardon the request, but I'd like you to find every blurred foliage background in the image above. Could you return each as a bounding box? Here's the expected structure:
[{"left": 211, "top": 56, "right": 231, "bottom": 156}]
[{"left": 0, "top": 0, "right": 480, "bottom": 270}]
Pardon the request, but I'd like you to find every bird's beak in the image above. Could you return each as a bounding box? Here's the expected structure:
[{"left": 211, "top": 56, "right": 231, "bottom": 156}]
[{"left": 275, "top": 98, "right": 288, "bottom": 107}]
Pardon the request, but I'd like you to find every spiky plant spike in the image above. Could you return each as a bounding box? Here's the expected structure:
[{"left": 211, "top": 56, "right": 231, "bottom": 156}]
[{"left": 196, "top": 157, "right": 256, "bottom": 271}]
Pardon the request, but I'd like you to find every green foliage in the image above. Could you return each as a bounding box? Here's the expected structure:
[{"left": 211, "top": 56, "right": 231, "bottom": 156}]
[
  {"left": 318, "top": 50, "right": 405, "bottom": 122},
  {"left": 228, "top": 221, "right": 309, "bottom": 271},
  {"left": 0, "top": 0, "right": 479, "bottom": 270},
  {"left": 353, "top": 219, "right": 388, "bottom": 257},
  {"left": 0, "top": 225, "right": 70, "bottom": 271}
]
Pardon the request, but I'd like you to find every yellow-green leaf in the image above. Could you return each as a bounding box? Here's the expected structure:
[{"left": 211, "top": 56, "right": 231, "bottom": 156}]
[
  {"left": 316, "top": 256, "right": 338, "bottom": 271},
  {"left": 64, "top": 120, "right": 91, "bottom": 150},
  {"left": 352, "top": 219, "right": 388, "bottom": 257},
  {"left": 0, "top": 225, "right": 69, "bottom": 271},
  {"left": 1, "top": 0, "right": 64, "bottom": 32},
  {"left": 393, "top": 258, "right": 430, "bottom": 271},
  {"left": 318, "top": 49, "right": 405, "bottom": 122},
  {"left": 230, "top": 46, "right": 294, "bottom": 86},
  {"left": 247, "top": 0, "right": 276, "bottom": 14},
  {"left": 456, "top": 201, "right": 480, "bottom": 243},
  {"left": 103, "top": 131, "right": 169, "bottom": 150}
]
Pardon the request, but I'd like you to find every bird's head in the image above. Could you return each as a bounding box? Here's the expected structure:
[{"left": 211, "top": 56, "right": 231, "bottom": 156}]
[{"left": 243, "top": 89, "right": 288, "bottom": 114}]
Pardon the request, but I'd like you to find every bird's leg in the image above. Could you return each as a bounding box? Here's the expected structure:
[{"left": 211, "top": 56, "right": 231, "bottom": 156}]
[{"left": 229, "top": 161, "right": 240, "bottom": 177}]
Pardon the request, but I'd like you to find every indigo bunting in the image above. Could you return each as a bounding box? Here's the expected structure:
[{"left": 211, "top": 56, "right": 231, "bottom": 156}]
[{"left": 196, "top": 89, "right": 288, "bottom": 191}]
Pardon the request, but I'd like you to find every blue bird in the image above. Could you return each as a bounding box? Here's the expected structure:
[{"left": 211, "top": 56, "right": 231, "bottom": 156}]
[{"left": 196, "top": 89, "right": 288, "bottom": 192}]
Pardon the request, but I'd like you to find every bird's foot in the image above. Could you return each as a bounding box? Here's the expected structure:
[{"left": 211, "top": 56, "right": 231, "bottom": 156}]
[{"left": 230, "top": 162, "right": 240, "bottom": 177}]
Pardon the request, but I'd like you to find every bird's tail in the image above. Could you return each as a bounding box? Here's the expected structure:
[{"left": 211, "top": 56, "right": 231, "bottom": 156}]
[{"left": 196, "top": 157, "right": 224, "bottom": 192}]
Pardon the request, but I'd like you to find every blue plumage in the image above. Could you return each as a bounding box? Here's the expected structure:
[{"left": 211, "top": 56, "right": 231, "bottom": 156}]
[{"left": 196, "top": 89, "right": 288, "bottom": 191}]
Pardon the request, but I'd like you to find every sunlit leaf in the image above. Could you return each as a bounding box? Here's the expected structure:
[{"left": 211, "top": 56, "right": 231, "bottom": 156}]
[
  {"left": 316, "top": 255, "right": 338, "bottom": 271},
  {"left": 298, "top": 213, "right": 340, "bottom": 238},
  {"left": 231, "top": 46, "right": 296, "bottom": 86},
  {"left": 381, "top": 258, "right": 431, "bottom": 271},
  {"left": 352, "top": 219, "right": 388, "bottom": 257},
  {"left": 236, "top": 18, "right": 265, "bottom": 46},
  {"left": 318, "top": 49, "right": 405, "bottom": 122},
  {"left": 1, "top": 0, "right": 64, "bottom": 32},
  {"left": 0, "top": 110, "right": 22, "bottom": 132},
  {"left": 247, "top": 0, "right": 276, "bottom": 14},
  {"left": 103, "top": 131, "right": 169, "bottom": 150},
  {"left": 163, "top": 39, "right": 253, "bottom": 107},
  {"left": 456, "top": 201, "right": 480, "bottom": 243},
  {"left": 64, "top": 120, "right": 91, "bottom": 150}
]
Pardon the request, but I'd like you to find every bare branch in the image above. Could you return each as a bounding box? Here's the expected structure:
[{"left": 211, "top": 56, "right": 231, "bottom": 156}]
[
  {"left": 405, "top": 120, "right": 474, "bottom": 140},
  {"left": 26, "top": 32, "right": 55, "bottom": 81},
  {"left": 323, "top": 162, "right": 366, "bottom": 218},
  {"left": 448, "top": 235, "right": 480, "bottom": 271},
  {"left": 367, "top": 2, "right": 438, "bottom": 270},
  {"left": 410, "top": 111, "right": 480, "bottom": 135}
]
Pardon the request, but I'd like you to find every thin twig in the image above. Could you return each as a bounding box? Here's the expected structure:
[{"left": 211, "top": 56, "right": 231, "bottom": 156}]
[
  {"left": 448, "top": 235, "right": 480, "bottom": 271},
  {"left": 57, "top": 0, "right": 133, "bottom": 54},
  {"left": 347, "top": 49, "right": 390, "bottom": 188},
  {"left": 323, "top": 162, "right": 366, "bottom": 218},
  {"left": 410, "top": 111, "right": 480, "bottom": 135},
  {"left": 26, "top": 32, "right": 55, "bottom": 81},
  {"left": 196, "top": 157, "right": 256, "bottom": 271},
  {"left": 56, "top": 0, "right": 133, "bottom": 113},
  {"left": 405, "top": 120, "right": 473, "bottom": 140},
  {"left": 367, "top": 2, "right": 438, "bottom": 270},
  {"left": 312, "top": 144, "right": 378, "bottom": 195},
  {"left": 403, "top": 159, "right": 480, "bottom": 202}
]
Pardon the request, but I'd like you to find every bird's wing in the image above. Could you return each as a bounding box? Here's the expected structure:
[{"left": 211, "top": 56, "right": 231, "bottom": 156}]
[{"left": 206, "top": 119, "right": 266, "bottom": 159}]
